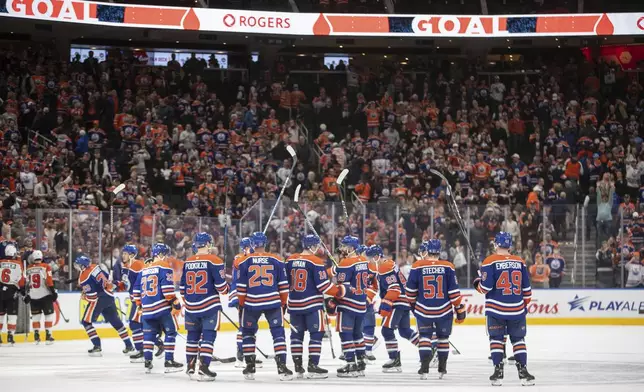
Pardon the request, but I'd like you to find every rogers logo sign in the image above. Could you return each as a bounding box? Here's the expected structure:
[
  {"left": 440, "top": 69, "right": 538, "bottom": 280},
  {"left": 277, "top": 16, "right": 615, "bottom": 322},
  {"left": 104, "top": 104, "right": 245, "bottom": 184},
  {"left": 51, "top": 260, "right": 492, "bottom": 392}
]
[
  {"left": 222, "top": 13, "right": 291, "bottom": 29},
  {"left": 638, "top": 17, "right": 644, "bottom": 31}
]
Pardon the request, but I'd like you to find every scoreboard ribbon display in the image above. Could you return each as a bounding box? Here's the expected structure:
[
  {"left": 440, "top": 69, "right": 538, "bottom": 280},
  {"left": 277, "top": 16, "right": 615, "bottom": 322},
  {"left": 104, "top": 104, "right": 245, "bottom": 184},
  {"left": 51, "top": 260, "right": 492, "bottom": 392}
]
[{"left": 2, "top": 0, "right": 644, "bottom": 37}]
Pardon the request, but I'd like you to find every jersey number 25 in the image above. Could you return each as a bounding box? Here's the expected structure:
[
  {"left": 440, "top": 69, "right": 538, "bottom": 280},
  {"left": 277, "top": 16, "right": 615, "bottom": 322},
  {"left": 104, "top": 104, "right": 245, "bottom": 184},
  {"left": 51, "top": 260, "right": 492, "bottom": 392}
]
[{"left": 249, "top": 265, "right": 274, "bottom": 288}]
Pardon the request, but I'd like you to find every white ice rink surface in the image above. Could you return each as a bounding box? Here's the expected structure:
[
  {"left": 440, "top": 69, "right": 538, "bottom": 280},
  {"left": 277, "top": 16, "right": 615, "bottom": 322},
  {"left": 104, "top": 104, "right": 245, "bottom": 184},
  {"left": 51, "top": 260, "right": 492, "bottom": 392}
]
[{"left": 1, "top": 326, "right": 643, "bottom": 392}]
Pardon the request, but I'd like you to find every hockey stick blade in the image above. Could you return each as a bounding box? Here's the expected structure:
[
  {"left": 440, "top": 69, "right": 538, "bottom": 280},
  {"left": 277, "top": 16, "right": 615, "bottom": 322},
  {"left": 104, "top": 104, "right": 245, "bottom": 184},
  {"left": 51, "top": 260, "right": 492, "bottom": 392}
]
[
  {"left": 336, "top": 169, "right": 349, "bottom": 185},
  {"left": 286, "top": 144, "right": 297, "bottom": 159},
  {"left": 294, "top": 184, "right": 302, "bottom": 202},
  {"left": 112, "top": 183, "right": 126, "bottom": 195},
  {"left": 213, "top": 356, "right": 237, "bottom": 364}
]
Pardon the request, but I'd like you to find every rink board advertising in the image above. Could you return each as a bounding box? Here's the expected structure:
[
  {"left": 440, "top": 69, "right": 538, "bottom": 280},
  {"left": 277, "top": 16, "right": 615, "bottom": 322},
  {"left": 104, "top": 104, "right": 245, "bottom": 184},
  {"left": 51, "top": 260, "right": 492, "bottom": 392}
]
[
  {"left": 2, "top": 0, "right": 644, "bottom": 37},
  {"left": 14, "top": 289, "right": 644, "bottom": 342}
]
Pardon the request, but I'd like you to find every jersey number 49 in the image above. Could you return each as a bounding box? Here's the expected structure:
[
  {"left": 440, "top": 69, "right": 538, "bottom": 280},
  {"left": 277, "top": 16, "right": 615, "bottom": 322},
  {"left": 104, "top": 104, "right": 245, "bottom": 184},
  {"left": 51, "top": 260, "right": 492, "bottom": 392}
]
[{"left": 496, "top": 270, "right": 522, "bottom": 295}]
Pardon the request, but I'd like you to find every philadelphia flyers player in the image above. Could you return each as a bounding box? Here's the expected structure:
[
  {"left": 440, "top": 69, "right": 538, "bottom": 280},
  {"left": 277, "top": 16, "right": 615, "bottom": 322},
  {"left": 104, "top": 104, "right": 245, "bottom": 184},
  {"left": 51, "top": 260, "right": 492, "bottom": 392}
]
[
  {"left": 236, "top": 232, "right": 292, "bottom": 380},
  {"left": 286, "top": 234, "right": 348, "bottom": 379},
  {"left": 474, "top": 232, "right": 535, "bottom": 386},
  {"left": 405, "top": 240, "right": 465, "bottom": 379},
  {"left": 133, "top": 243, "right": 183, "bottom": 373},
  {"left": 75, "top": 255, "right": 134, "bottom": 356},
  {"left": 180, "top": 232, "right": 229, "bottom": 381},
  {"left": 366, "top": 245, "right": 419, "bottom": 373},
  {"left": 230, "top": 237, "right": 262, "bottom": 369},
  {"left": 24, "top": 250, "right": 58, "bottom": 344},
  {"left": 334, "top": 236, "right": 369, "bottom": 378},
  {"left": 0, "top": 244, "right": 25, "bottom": 346}
]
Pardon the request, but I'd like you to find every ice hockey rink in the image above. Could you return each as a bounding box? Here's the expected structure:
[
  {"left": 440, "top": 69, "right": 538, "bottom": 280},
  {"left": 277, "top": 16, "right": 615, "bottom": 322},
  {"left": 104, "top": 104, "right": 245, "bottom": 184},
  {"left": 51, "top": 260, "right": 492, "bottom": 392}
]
[{"left": 1, "top": 325, "right": 643, "bottom": 392}]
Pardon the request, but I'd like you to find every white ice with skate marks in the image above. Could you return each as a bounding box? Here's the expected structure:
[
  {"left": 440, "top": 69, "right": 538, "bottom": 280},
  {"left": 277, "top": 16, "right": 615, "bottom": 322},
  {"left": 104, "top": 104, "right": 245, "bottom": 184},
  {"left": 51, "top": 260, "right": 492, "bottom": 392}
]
[{"left": 1, "top": 326, "right": 643, "bottom": 392}]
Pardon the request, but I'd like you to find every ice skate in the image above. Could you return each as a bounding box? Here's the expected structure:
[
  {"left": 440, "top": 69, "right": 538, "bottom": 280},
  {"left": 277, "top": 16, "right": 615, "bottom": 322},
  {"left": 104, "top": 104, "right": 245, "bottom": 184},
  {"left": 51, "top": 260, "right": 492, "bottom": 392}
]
[
  {"left": 122, "top": 346, "right": 136, "bottom": 355},
  {"left": 164, "top": 359, "right": 184, "bottom": 373},
  {"left": 45, "top": 331, "right": 54, "bottom": 345},
  {"left": 365, "top": 352, "right": 377, "bottom": 364},
  {"left": 307, "top": 361, "right": 329, "bottom": 379},
  {"left": 438, "top": 357, "right": 447, "bottom": 379},
  {"left": 490, "top": 363, "right": 504, "bottom": 386},
  {"left": 144, "top": 360, "right": 153, "bottom": 374},
  {"left": 186, "top": 358, "right": 197, "bottom": 379},
  {"left": 34, "top": 330, "right": 41, "bottom": 344},
  {"left": 418, "top": 358, "right": 430, "bottom": 380},
  {"left": 7, "top": 333, "right": 15, "bottom": 346},
  {"left": 356, "top": 355, "right": 366, "bottom": 377},
  {"left": 198, "top": 361, "right": 217, "bottom": 382},
  {"left": 130, "top": 350, "right": 145, "bottom": 363},
  {"left": 516, "top": 363, "right": 535, "bottom": 386},
  {"left": 382, "top": 355, "right": 402, "bottom": 373},
  {"left": 87, "top": 345, "right": 102, "bottom": 357},
  {"left": 276, "top": 357, "right": 294, "bottom": 381},
  {"left": 337, "top": 362, "right": 358, "bottom": 378},
  {"left": 243, "top": 355, "right": 256, "bottom": 380},
  {"left": 293, "top": 356, "right": 305, "bottom": 379}
]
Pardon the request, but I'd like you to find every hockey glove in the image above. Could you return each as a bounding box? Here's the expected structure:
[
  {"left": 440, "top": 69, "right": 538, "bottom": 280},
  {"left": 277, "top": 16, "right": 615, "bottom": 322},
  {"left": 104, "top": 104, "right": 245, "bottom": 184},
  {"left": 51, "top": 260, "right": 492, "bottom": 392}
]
[
  {"left": 171, "top": 301, "right": 181, "bottom": 317},
  {"left": 334, "top": 284, "right": 347, "bottom": 298},
  {"left": 454, "top": 304, "right": 466, "bottom": 324},
  {"left": 379, "top": 299, "right": 393, "bottom": 318},
  {"left": 49, "top": 289, "right": 58, "bottom": 302},
  {"left": 103, "top": 281, "right": 115, "bottom": 293},
  {"left": 325, "top": 297, "right": 338, "bottom": 315},
  {"left": 228, "top": 297, "right": 239, "bottom": 308},
  {"left": 23, "top": 294, "right": 31, "bottom": 304},
  {"left": 472, "top": 277, "right": 486, "bottom": 294}
]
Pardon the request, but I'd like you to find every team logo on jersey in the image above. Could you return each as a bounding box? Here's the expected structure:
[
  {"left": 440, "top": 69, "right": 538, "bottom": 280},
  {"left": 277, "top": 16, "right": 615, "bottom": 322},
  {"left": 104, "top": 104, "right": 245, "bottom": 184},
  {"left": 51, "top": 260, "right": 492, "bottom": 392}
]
[{"left": 550, "top": 259, "right": 561, "bottom": 270}]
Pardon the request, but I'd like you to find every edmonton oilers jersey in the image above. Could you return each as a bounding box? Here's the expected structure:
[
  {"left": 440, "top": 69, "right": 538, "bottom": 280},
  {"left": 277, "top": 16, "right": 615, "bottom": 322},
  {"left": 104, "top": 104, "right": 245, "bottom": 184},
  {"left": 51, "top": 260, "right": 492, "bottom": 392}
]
[
  {"left": 123, "top": 260, "right": 144, "bottom": 296},
  {"left": 545, "top": 256, "right": 565, "bottom": 279},
  {"left": 335, "top": 255, "right": 369, "bottom": 314},
  {"left": 478, "top": 254, "right": 532, "bottom": 320},
  {"left": 78, "top": 264, "right": 112, "bottom": 302},
  {"left": 180, "top": 254, "right": 229, "bottom": 316},
  {"left": 406, "top": 259, "right": 462, "bottom": 320},
  {"left": 133, "top": 261, "right": 176, "bottom": 318},
  {"left": 236, "top": 252, "right": 288, "bottom": 311},
  {"left": 377, "top": 259, "right": 411, "bottom": 309},
  {"left": 285, "top": 253, "right": 340, "bottom": 315}
]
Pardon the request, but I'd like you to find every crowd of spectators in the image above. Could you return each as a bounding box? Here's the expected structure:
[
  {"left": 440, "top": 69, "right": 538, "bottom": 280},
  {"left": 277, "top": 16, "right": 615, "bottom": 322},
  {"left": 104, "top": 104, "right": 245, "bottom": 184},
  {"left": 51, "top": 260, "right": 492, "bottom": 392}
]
[{"left": 1, "top": 38, "right": 643, "bottom": 289}]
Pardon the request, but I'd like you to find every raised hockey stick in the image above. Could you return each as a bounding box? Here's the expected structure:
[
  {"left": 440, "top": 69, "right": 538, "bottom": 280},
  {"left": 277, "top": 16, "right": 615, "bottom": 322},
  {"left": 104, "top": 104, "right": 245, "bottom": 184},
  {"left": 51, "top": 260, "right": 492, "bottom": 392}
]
[
  {"left": 220, "top": 310, "right": 275, "bottom": 360},
  {"left": 336, "top": 168, "right": 350, "bottom": 223},
  {"left": 293, "top": 184, "right": 337, "bottom": 358},
  {"left": 110, "top": 183, "right": 126, "bottom": 271},
  {"left": 428, "top": 169, "right": 476, "bottom": 259},
  {"left": 263, "top": 145, "right": 297, "bottom": 234},
  {"left": 293, "top": 184, "right": 338, "bottom": 266},
  {"left": 222, "top": 176, "right": 230, "bottom": 265}
]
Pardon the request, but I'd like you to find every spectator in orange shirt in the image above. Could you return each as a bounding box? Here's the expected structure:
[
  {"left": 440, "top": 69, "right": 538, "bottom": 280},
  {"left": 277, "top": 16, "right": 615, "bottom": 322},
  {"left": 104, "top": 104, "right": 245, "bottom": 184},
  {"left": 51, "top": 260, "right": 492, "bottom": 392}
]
[
  {"left": 321, "top": 168, "right": 340, "bottom": 201},
  {"left": 355, "top": 177, "right": 371, "bottom": 203},
  {"left": 529, "top": 254, "right": 551, "bottom": 288}
]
